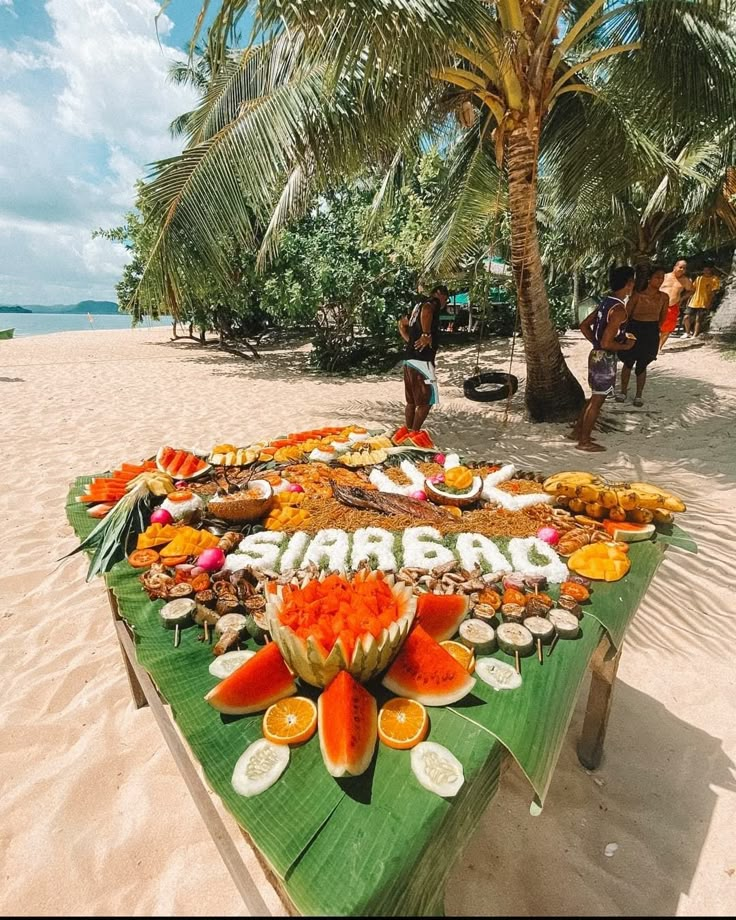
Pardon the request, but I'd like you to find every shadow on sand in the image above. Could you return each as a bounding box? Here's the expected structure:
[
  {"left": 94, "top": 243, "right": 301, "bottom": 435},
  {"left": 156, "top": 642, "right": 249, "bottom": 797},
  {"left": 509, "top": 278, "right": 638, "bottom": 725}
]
[{"left": 447, "top": 677, "right": 735, "bottom": 916}]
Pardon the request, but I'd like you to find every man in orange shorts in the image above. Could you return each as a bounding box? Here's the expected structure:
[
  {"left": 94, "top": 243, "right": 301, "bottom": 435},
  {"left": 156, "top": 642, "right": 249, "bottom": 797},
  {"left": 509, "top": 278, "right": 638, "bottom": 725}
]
[{"left": 659, "top": 259, "right": 693, "bottom": 349}]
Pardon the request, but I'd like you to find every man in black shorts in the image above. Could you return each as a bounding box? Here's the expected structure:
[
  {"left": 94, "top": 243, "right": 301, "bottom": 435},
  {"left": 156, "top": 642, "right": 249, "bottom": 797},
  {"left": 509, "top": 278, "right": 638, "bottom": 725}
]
[{"left": 397, "top": 285, "right": 448, "bottom": 437}]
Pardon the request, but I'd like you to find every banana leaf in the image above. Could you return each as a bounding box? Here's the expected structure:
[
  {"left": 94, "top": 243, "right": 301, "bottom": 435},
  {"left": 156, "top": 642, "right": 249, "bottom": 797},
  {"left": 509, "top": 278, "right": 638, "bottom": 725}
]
[{"left": 66, "top": 475, "right": 673, "bottom": 916}]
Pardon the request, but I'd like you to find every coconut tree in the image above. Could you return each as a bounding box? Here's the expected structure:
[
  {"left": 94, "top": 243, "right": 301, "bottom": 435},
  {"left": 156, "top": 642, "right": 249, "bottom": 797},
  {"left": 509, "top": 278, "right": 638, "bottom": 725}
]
[{"left": 139, "top": 0, "right": 736, "bottom": 419}]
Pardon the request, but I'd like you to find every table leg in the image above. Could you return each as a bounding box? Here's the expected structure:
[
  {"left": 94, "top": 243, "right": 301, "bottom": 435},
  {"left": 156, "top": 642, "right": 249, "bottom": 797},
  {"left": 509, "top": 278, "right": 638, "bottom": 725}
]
[
  {"left": 577, "top": 635, "right": 622, "bottom": 770},
  {"left": 107, "top": 588, "right": 148, "bottom": 710},
  {"left": 110, "top": 607, "right": 277, "bottom": 916}
]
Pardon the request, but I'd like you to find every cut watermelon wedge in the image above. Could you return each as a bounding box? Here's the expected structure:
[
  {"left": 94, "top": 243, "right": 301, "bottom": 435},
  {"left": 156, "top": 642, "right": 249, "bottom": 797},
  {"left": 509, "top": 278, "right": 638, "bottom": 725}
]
[
  {"left": 382, "top": 625, "right": 476, "bottom": 706},
  {"left": 205, "top": 642, "right": 297, "bottom": 715},
  {"left": 156, "top": 446, "right": 210, "bottom": 480}
]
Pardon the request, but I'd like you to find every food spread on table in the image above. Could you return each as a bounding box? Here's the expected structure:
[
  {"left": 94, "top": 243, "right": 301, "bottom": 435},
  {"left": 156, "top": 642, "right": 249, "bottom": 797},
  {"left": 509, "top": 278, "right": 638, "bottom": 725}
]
[{"left": 68, "top": 424, "right": 687, "bottom": 798}]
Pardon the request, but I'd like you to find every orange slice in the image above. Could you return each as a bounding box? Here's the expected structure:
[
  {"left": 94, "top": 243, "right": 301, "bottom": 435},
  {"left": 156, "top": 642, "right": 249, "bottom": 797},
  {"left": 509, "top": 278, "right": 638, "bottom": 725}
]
[
  {"left": 127, "top": 548, "right": 160, "bottom": 568},
  {"left": 440, "top": 640, "right": 476, "bottom": 673},
  {"left": 262, "top": 696, "right": 317, "bottom": 746},
  {"left": 378, "top": 697, "right": 429, "bottom": 750}
]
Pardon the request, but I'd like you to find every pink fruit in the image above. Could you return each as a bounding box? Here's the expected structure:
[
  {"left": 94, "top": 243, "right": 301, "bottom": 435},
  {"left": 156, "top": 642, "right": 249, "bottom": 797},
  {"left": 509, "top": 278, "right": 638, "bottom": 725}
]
[
  {"left": 189, "top": 566, "right": 205, "bottom": 578},
  {"left": 150, "top": 508, "right": 173, "bottom": 525},
  {"left": 175, "top": 480, "right": 188, "bottom": 490},
  {"left": 286, "top": 483, "right": 304, "bottom": 493},
  {"left": 536, "top": 525, "right": 560, "bottom": 546},
  {"left": 434, "top": 453, "right": 446, "bottom": 465},
  {"left": 427, "top": 473, "right": 444, "bottom": 484},
  {"left": 409, "top": 490, "right": 427, "bottom": 501},
  {"left": 197, "top": 547, "right": 226, "bottom": 572}
]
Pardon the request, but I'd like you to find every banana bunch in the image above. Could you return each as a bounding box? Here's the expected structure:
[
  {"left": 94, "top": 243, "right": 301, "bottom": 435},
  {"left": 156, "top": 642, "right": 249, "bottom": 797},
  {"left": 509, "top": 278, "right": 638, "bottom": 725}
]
[
  {"left": 209, "top": 444, "right": 262, "bottom": 466},
  {"left": 543, "top": 471, "right": 685, "bottom": 525},
  {"left": 339, "top": 448, "right": 388, "bottom": 467},
  {"left": 125, "top": 470, "right": 175, "bottom": 497}
]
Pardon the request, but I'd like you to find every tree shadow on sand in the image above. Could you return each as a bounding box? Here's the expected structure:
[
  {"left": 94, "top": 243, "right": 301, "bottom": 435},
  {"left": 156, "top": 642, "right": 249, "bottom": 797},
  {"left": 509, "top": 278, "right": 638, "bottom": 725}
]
[{"left": 447, "top": 679, "right": 735, "bottom": 915}]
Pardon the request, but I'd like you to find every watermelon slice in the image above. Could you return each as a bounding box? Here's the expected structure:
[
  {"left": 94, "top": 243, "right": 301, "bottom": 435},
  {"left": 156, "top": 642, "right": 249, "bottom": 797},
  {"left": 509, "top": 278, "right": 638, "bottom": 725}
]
[
  {"left": 205, "top": 642, "right": 297, "bottom": 715},
  {"left": 382, "top": 625, "right": 476, "bottom": 706},
  {"left": 602, "top": 520, "right": 655, "bottom": 543},
  {"left": 318, "top": 671, "right": 377, "bottom": 777},
  {"left": 156, "top": 446, "right": 210, "bottom": 480},
  {"left": 415, "top": 594, "right": 469, "bottom": 642}
]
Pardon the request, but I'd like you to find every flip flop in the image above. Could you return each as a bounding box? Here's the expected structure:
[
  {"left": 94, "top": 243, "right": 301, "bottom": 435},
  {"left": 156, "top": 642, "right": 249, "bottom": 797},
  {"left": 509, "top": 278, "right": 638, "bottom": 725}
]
[
  {"left": 575, "top": 442, "right": 606, "bottom": 452},
  {"left": 633, "top": 397, "right": 644, "bottom": 407}
]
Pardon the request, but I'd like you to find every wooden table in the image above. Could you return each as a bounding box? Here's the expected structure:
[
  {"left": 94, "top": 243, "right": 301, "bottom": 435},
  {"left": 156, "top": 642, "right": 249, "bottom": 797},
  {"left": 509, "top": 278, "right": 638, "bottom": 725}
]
[{"left": 107, "top": 588, "right": 620, "bottom": 916}]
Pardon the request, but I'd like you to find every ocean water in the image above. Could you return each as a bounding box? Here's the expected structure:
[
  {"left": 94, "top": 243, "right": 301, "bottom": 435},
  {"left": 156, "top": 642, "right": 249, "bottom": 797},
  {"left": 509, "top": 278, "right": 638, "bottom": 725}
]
[{"left": 0, "top": 313, "right": 173, "bottom": 337}]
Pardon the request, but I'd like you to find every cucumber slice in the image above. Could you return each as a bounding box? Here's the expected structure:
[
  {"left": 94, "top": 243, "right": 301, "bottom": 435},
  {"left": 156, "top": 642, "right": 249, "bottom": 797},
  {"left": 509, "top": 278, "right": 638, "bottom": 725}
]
[
  {"left": 459, "top": 619, "right": 496, "bottom": 654},
  {"left": 548, "top": 608, "right": 580, "bottom": 638},
  {"left": 232, "top": 739, "right": 289, "bottom": 797},
  {"left": 159, "top": 598, "right": 195, "bottom": 630},
  {"left": 410, "top": 742, "right": 465, "bottom": 798},
  {"left": 474, "top": 657, "right": 522, "bottom": 691},
  {"left": 208, "top": 649, "right": 256, "bottom": 679},
  {"left": 496, "top": 622, "right": 534, "bottom": 656}
]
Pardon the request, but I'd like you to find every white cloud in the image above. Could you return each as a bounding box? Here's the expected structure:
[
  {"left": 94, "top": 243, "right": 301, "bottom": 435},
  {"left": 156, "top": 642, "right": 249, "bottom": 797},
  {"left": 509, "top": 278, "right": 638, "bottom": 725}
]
[
  {"left": 0, "top": 216, "right": 129, "bottom": 303},
  {"left": 0, "top": 0, "right": 196, "bottom": 302},
  {"left": 0, "top": 0, "right": 197, "bottom": 304},
  {"left": 1, "top": 0, "right": 18, "bottom": 18},
  {"left": 0, "top": 46, "right": 52, "bottom": 72}
]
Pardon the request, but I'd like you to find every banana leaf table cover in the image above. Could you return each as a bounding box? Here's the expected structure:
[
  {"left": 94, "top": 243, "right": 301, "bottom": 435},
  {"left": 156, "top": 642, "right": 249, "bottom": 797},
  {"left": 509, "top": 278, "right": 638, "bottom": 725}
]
[{"left": 67, "top": 476, "right": 680, "bottom": 916}]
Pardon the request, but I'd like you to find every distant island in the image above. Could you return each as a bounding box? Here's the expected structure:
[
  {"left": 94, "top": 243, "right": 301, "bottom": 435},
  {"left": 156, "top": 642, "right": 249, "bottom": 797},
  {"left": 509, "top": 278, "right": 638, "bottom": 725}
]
[{"left": 0, "top": 300, "right": 119, "bottom": 315}]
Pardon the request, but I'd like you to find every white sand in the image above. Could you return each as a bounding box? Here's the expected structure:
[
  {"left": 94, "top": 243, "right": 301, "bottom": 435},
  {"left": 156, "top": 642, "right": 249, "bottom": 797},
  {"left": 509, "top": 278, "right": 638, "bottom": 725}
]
[{"left": 1, "top": 326, "right": 734, "bottom": 915}]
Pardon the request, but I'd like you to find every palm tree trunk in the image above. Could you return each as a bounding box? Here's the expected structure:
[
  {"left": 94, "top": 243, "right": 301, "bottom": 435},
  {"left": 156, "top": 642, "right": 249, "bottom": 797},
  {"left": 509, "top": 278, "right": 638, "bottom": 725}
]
[
  {"left": 710, "top": 248, "right": 736, "bottom": 335},
  {"left": 506, "top": 126, "right": 585, "bottom": 421}
]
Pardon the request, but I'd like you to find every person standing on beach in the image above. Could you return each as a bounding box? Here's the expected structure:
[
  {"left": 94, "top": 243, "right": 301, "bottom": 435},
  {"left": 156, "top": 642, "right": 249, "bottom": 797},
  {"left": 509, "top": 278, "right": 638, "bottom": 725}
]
[
  {"left": 616, "top": 265, "right": 669, "bottom": 406},
  {"left": 397, "top": 285, "right": 448, "bottom": 438},
  {"left": 659, "top": 259, "right": 693, "bottom": 349},
  {"left": 683, "top": 262, "right": 721, "bottom": 337},
  {"left": 570, "top": 266, "right": 636, "bottom": 452}
]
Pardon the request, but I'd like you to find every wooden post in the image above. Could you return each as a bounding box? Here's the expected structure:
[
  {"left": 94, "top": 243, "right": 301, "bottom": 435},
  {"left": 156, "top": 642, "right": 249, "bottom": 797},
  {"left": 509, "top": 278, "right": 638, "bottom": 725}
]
[
  {"left": 111, "top": 610, "right": 277, "bottom": 916},
  {"left": 577, "top": 634, "right": 623, "bottom": 770},
  {"left": 107, "top": 588, "right": 148, "bottom": 710}
]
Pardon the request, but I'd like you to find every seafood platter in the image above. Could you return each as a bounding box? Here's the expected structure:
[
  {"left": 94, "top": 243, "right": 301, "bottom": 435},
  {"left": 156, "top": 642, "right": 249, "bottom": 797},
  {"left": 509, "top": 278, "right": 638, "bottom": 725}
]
[{"left": 68, "top": 424, "right": 687, "bottom": 799}]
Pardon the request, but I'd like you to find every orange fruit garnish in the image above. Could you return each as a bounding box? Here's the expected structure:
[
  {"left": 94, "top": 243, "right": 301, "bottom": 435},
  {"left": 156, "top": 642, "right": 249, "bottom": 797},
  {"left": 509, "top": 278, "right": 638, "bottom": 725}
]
[
  {"left": 440, "top": 640, "right": 476, "bottom": 673},
  {"left": 127, "top": 548, "right": 160, "bottom": 568},
  {"left": 378, "top": 697, "right": 429, "bottom": 750},
  {"left": 560, "top": 581, "right": 590, "bottom": 602},
  {"left": 168, "top": 489, "right": 194, "bottom": 502},
  {"left": 262, "top": 696, "right": 317, "bottom": 746}
]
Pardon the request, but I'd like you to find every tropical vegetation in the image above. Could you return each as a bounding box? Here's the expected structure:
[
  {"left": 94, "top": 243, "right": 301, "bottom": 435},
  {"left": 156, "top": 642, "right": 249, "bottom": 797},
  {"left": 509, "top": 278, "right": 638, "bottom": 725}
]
[{"left": 120, "top": 0, "right": 736, "bottom": 419}]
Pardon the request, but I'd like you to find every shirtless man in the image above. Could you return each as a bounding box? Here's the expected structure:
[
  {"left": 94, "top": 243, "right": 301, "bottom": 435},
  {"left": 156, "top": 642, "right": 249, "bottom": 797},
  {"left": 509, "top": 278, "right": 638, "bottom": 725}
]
[{"left": 659, "top": 259, "right": 694, "bottom": 349}]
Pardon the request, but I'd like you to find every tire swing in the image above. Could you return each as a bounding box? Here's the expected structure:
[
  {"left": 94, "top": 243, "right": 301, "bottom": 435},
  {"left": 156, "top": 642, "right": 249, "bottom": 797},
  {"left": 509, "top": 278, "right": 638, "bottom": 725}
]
[
  {"left": 463, "top": 370, "right": 518, "bottom": 402},
  {"left": 462, "top": 280, "right": 519, "bottom": 406}
]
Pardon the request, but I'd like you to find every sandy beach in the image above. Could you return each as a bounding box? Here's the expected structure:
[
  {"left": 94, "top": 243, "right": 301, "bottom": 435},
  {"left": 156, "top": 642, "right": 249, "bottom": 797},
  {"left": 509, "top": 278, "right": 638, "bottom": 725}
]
[{"left": 1, "top": 325, "right": 734, "bottom": 916}]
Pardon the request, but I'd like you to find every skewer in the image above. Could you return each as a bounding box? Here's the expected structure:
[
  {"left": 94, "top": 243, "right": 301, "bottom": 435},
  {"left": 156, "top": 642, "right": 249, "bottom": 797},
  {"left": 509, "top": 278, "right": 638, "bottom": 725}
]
[
  {"left": 547, "top": 632, "right": 560, "bottom": 658},
  {"left": 536, "top": 637, "right": 543, "bottom": 665},
  {"left": 514, "top": 650, "right": 521, "bottom": 674},
  {"left": 204, "top": 621, "right": 210, "bottom": 644},
  {"left": 174, "top": 624, "right": 181, "bottom": 648}
]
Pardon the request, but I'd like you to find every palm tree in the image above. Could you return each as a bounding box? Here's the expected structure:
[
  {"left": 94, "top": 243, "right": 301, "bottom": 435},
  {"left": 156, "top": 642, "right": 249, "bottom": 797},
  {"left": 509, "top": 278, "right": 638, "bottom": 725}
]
[{"left": 138, "top": 1, "right": 736, "bottom": 419}]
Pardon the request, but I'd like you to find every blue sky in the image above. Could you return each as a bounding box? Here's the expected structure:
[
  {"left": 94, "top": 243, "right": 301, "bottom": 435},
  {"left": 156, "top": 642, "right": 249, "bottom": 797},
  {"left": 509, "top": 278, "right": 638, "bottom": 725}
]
[{"left": 0, "top": 0, "right": 223, "bottom": 304}]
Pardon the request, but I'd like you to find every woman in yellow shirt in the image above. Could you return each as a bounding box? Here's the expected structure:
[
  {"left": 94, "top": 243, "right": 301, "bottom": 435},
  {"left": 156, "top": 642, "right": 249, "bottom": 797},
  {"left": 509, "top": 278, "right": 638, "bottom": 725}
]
[{"left": 684, "top": 263, "right": 721, "bottom": 337}]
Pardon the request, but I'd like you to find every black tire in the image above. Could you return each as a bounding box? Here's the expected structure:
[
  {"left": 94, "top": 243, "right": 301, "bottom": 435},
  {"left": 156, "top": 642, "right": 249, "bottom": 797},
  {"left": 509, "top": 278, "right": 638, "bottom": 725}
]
[{"left": 463, "top": 371, "right": 519, "bottom": 403}]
